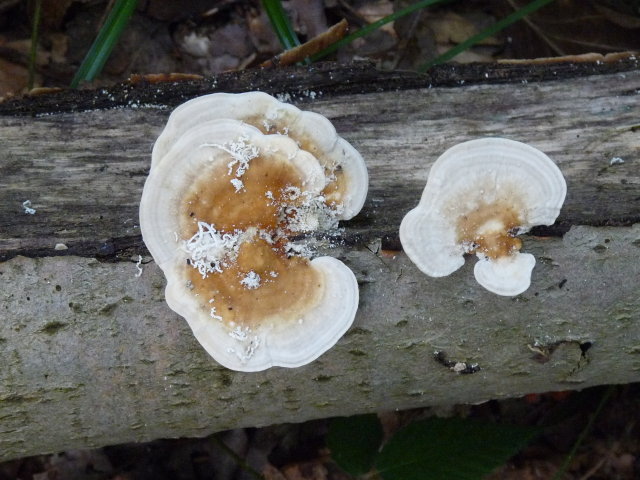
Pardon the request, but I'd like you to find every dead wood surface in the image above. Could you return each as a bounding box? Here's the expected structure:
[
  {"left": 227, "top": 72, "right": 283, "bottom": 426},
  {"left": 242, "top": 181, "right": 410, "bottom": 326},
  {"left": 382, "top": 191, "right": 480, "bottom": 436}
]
[{"left": 0, "top": 61, "right": 639, "bottom": 461}]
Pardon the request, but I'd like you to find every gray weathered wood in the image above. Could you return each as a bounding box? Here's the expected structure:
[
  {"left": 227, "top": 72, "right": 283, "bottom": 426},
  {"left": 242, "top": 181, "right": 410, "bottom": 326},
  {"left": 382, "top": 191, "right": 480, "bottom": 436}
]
[{"left": 1, "top": 63, "right": 639, "bottom": 461}]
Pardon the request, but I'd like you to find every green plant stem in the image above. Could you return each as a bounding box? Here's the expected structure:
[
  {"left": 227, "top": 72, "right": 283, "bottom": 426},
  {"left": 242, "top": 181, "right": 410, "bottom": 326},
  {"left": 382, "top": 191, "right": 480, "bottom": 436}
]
[
  {"left": 210, "top": 434, "right": 264, "bottom": 480},
  {"left": 419, "top": 0, "right": 557, "bottom": 71},
  {"left": 551, "top": 386, "right": 615, "bottom": 480},
  {"left": 28, "top": 0, "right": 42, "bottom": 90},
  {"left": 312, "top": 0, "right": 451, "bottom": 61},
  {"left": 70, "top": 0, "right": 138, "bottom": 88},
  {"left": 262, "top": 0, "right": 300, "bottom": 50}
]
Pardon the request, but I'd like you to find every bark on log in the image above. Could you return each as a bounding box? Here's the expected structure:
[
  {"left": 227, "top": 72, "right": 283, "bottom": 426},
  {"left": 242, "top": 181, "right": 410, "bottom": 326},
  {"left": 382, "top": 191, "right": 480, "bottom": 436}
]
[{"left": 1, "top": 61, "right": 639, "bottom": 461}]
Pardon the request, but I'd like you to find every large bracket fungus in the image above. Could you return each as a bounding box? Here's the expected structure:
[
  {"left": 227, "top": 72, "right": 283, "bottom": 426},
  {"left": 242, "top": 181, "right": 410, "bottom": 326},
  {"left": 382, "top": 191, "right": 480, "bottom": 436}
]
[
  {"left": 140, "top": 92, "right": 367, "bottom": 371},
  {"left": 400, "top": 138, "right": 566, "bottom": 296}
]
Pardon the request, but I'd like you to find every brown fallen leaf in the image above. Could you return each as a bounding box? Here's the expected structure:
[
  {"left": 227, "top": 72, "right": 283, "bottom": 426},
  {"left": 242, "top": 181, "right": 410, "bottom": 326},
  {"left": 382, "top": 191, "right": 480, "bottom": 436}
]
[
  {"left": 261, "top": 19, "right": 348, "bottom": 68},
  {"left": 0, "top": 57, "right": 28, "bottom": 100}
]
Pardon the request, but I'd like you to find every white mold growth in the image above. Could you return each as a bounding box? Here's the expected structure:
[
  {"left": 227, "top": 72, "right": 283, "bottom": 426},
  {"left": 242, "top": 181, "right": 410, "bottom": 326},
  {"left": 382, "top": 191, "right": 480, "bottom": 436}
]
[{"left": 183, "top": 221, "right": 243, "bottom": 278}]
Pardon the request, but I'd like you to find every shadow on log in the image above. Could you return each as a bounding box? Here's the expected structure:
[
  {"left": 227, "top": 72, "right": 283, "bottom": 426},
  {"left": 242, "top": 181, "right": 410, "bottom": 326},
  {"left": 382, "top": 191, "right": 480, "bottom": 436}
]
[{"left": 0, "top": 60, "right": 639, "bottom": 461}]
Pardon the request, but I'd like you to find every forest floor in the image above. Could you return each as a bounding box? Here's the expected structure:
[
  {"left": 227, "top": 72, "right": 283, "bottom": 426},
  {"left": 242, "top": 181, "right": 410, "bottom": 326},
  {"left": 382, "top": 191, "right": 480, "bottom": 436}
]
[
  {"left": 0, "top": 0, "right": 639, "bottom": 479},
  {"left": 1, "top": 385, "right": 639, "bottom": 480}
]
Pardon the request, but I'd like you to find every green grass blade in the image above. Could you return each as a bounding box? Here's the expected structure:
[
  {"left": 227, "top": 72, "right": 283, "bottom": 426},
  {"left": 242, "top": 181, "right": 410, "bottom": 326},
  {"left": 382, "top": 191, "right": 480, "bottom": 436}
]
[
  {"left": 70, "top": 0, "right": 138, "bottom": 88},
  {"left": 312, "top": 0, "right": 451, "bottom": 61},
  {"left": 419, "top": 0, "right": 557, "bottom": 71},
  {"left": 28, "top": 0, "right": 42, "bottom": 90},
  {"left": 262, "top": 0, "right": 301, "bottom": 51},
  {"left": 551, "top": 386, "right": 614, "bottom": 480}
]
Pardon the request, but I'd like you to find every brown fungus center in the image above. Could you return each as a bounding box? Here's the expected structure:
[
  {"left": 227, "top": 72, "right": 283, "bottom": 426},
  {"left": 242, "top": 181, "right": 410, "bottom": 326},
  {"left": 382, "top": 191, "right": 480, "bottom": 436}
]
[
  {"left": 179, "top": 146, "right": 334, "bottom": 329},
  {"left": 456, "top": 200, "right": 524, "bottom": 259},
  {"left": 242, "top": 114, "right": 348, "bottom": 208}
]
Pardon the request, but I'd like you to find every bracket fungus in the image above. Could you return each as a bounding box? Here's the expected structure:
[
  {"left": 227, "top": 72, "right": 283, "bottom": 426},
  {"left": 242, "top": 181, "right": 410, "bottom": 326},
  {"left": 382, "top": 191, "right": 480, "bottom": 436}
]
[
  {"left": 140, "top": 92, "right": 367, "bottom": 371},
  {"left": 400, "top": 138, "right": 566, "bottom": 296}
]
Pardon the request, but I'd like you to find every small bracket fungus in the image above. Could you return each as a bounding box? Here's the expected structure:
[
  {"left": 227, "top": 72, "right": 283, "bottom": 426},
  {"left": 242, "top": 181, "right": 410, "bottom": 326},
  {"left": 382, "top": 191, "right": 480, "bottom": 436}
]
[
  {"left": 140, "top": 92, "right": 367, "bottom": 371},
  {"left": 400, "top": 138, "right": 566, "bottom": 296}
]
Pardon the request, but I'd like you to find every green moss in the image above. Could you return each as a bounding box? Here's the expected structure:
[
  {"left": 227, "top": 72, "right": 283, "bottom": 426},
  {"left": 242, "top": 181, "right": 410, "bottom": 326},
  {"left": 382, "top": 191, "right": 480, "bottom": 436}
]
[
  {"left": 41, "top": 321, "right": 67, "bottom": 335},
  {"left": 53, "top": 385, "right": 80, "bottom": 393},
  {"left": 614, "top": 313, "right": 633, "bottom": 322},
  {"left": 0, "top": 392, "right": 39, "bottom": 403},
  {"left": 99, "top": 302, "right": 118, "bottom": 316},
  {"left": 344, "top": 327, "right": 371, "bottom": 337},
  {"left": 407, "top": 390, "right": 425, "bottom": 397},
  {"left": 397, "top": 341, "right": 421, "bottom": 350},
  {"left": 348, "top": 349, "right": 367, "bottom": 357},
  {"left": 218, "top": 371, "right": 233, "bottom": 387},
  {"left": 170, "top": 399, "right": 196, "bottom": 407}
]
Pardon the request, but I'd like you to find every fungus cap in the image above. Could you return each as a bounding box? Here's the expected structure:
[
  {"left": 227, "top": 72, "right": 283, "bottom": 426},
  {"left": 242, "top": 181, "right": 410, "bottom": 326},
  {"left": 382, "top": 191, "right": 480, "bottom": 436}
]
[
  {"left": 140, "top": 94, "right": 365, "bottom": 371},
  {"left": 152, "top": 91, "right": 368, "bottom": 220},
  {"left": 399, "top": 138, "right": 566, "bottom": 296}
]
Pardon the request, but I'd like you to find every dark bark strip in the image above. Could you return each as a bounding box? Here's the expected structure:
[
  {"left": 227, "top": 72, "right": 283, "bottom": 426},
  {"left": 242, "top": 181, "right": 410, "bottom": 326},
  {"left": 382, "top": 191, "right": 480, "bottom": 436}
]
[{"left": 1, "top": 62, "right": 639, "bottom": 261}]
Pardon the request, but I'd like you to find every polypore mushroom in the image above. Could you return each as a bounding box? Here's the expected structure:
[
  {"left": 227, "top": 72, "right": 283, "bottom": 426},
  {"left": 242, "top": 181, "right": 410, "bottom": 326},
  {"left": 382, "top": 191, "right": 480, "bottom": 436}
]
[
  {"left": 152, "top": 91, "right": 368, "bottom": 219},
  {"left": 140, "top": 93, "right": 367, "bottom": 371},
  {"left": 399, "top": 138, "right": 566, "bottom": 296}
]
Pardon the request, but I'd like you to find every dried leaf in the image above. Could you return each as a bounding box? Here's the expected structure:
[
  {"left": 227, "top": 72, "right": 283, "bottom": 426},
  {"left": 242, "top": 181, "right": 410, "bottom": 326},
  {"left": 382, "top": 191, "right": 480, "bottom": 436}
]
[
  {"left": 0, "top": 58, "right": 28, "bottom": 99},
  {"left": 261, "top": 19, "right": 348, "bottom": 67}
]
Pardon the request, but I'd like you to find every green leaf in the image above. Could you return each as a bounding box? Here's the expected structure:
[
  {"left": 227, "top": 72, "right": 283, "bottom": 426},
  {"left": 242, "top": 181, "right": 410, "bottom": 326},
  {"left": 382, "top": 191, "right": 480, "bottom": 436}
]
[
  {"left": 70, "top": 0, "right": 138, "bottom": 88},
  {"left": 28, "top": 0, "right": 43, "bottom": 90},
  {"left": 375, "top": 417, "right": 539, "bottom": 480},
  {"left": 327, "top": 414, "right": 384, "bottom": 476}
]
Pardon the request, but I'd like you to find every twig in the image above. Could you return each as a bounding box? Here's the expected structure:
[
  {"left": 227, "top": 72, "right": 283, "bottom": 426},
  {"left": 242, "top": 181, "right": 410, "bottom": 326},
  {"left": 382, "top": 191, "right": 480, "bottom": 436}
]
[{"left": 577, "top": 455, "right": 608, "bottom": 480}]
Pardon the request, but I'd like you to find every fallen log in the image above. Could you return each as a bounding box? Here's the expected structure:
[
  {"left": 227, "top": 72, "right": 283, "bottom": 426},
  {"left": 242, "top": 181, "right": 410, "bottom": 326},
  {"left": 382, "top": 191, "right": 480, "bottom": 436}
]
[{"left": 1, "top": 60, "right": 639, "bottom": 461}]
